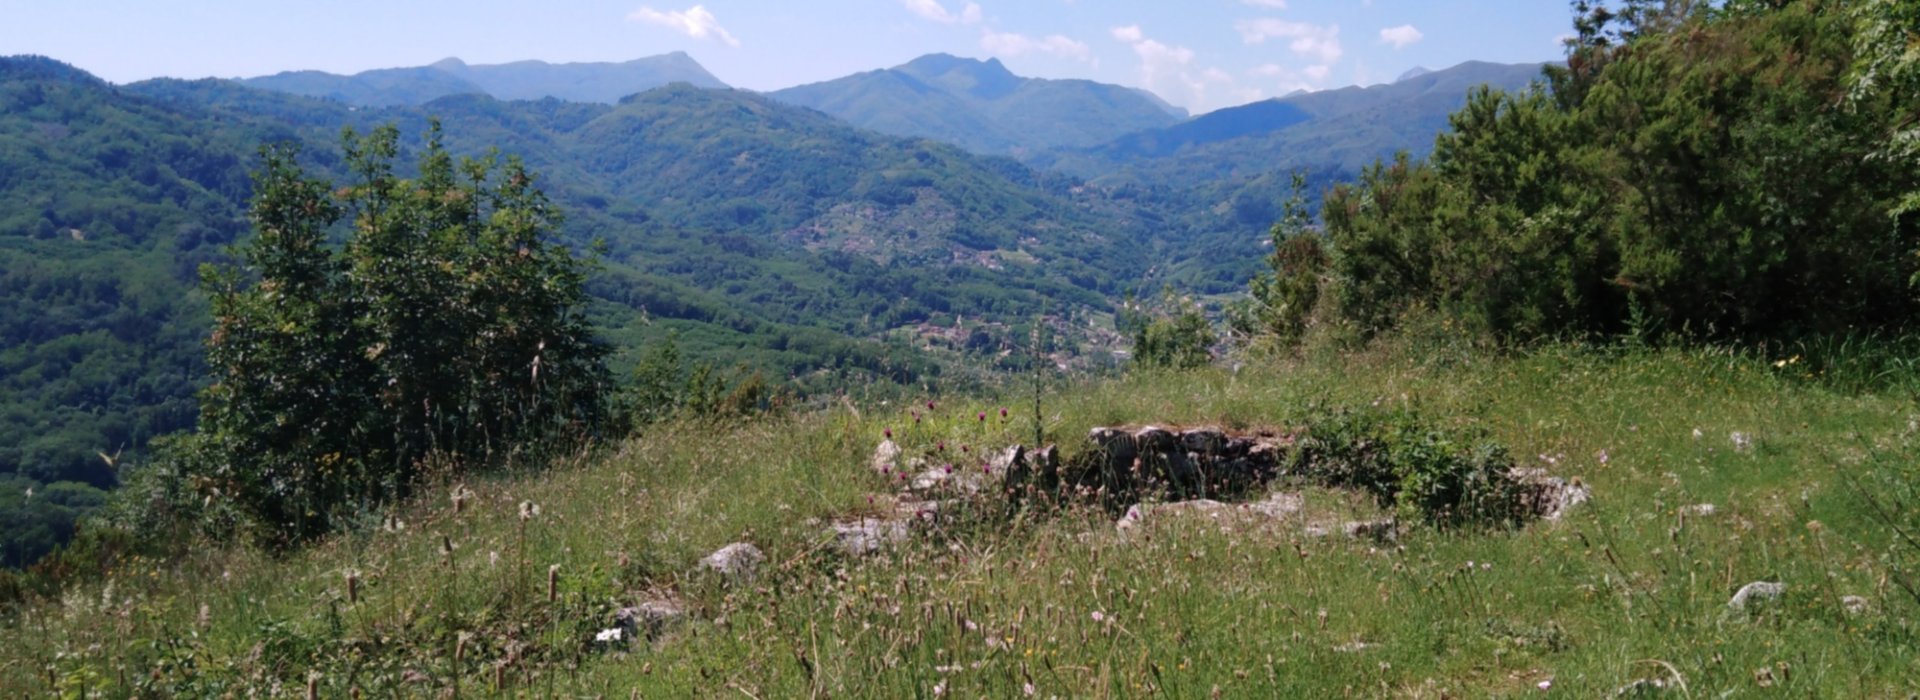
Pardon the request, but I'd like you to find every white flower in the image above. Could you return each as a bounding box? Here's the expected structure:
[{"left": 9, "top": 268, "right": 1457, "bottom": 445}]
[
  {"left": 1537, "top": 679, "right": 1552, "bottom": 690},
  {"left": 594, "top": 628, "right": 623, "bottom": 643},
  {"left": 1090, "top": 610, "right": 1106, "bottom": 622}
]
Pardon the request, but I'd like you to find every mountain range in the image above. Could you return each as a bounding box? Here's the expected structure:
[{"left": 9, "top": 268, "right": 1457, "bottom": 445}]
[
  {"left": 239, "top": 52, "right": 728, "bottom": 106},
  {"left": 770, "top": 53, "right": 1187, "bottom": 155}
]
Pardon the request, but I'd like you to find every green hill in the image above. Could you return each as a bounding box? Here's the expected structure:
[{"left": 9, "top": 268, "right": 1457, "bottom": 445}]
[
  {"left": 771, "top": 54, "right": 1186, "bottom": 155},
  {"left": 0, "top": 57, "right": 1160, "bottom": 567},
  {"left": 11, "top": 343, "right": 1920, "bottom": 695},
  {"left": 240, "top": 53, "right": 729, "bottom": 106}
]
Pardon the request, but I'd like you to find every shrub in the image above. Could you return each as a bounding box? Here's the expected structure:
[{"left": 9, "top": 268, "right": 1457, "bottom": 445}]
[
  {"left": 1120, "top": 292, "right": 1215, "bottom": 370},
  {"left": 1286, "top": 406, "right": 1524, "bottom": 528}
]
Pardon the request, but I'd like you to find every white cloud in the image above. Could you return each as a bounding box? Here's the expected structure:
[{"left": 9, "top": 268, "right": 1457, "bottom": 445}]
[
  {"left": 1111, "top": 25, "right": 1251, "bottom": 112},
  {"left": 1235, "top": 19, "right": 1343, "bottom": 64},
  {"left": 1378, "top": 24, "right": 1422, "bottom": 49},
  {"left": 1249, "top": 62, "right": 1331, "bottom": 94},
  {"left": 902, "top": 0, "right": 982, "bottom": 25},
  {"left": 628, "top": 5, "right": 739, "bottom": 47},
  {"left": 1240, "top": 0, "right": 1288, "bottom": 6},
  {"left": 980, "top": 30, "right": 1092, "bottom": 62}
]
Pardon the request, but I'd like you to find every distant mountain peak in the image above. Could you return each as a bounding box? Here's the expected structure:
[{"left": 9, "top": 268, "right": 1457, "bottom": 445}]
[
  {"left": 770, "top": 53, "right": 1186, "bottom": 154},
  {"left": 898, "top": 53, "right": 1020, "bottom": 100},
  {"left": 1395, "top": 66, "right": 1433, "bottom": 82},
  {"left": 240, "top": 53, "right": 729, "bottom": 105}
]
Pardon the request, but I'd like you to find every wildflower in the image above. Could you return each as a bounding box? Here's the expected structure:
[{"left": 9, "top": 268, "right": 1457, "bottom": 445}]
[
  {"left": 937, "top": 441, "right": 946, "bottom": 452},
  {"left": 1024, "top": 682, "right": 1037, "bottom": 696},
  {"left": 884, "top": 428, "right": 893, "bottom": 439},
  {"left": 1537, "top": 680, "right": 1552, "bottom": 691},
  {"left": 978, "top": 412, "right": 987, "bottom": 422},
  {"left": 519, "top": 500, "right": 540, "bottom": 521},
  {"left": 928, "top": 401, "right": 936, "bottom": 411},
  {"left": 1090, "top": 610, "right": 1105, "bottom": 622},
  {"left": 945, "top": 464, "right": 954, "bottom": 474},
  {"left": 1596, "top": 449, "right": 1610, "bottom": 465},
  {"left": 595, "top": 627, "right": 624, "bottom": 643}
]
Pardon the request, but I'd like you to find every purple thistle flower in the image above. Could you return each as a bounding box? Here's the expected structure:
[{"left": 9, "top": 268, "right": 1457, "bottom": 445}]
[
  {"left": 1000, "top": 407, "right": 1008, "bottom": 419},
  {"left": 978, "top": 412, "right": 986, "bottom": 422},
  {"left": 884, "top": 427, "right": 893, "bottom": 439}
]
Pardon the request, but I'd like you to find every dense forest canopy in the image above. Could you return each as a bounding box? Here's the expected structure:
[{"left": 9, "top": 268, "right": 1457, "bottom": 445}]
[{"left": 1249, "top": 0, "right": 1920, "bottom": 346}]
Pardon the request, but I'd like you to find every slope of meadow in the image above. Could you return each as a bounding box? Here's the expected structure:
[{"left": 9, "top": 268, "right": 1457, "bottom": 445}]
[{"left": 7, "top": 339, "right": 1916, "bottom": 696}]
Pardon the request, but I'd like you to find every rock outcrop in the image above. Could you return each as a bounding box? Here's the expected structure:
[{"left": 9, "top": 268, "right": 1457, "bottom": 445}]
[{"left": 700, "top": 542, "right": 765, "bottom": 579}]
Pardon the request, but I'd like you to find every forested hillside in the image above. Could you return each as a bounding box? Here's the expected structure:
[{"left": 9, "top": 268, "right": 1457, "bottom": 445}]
[{"left": 0, "top": 59, "right": 1163, "bottom": 566}]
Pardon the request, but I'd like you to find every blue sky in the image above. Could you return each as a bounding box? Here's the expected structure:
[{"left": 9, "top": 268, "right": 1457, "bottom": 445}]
[{"left": 0, "top": 0, "right": 1572, "bottom": 113}]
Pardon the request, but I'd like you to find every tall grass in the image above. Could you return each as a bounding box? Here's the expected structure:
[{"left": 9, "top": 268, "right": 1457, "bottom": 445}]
[{"left": 5, "top": 341, "right": 1918, "bottom": 695}]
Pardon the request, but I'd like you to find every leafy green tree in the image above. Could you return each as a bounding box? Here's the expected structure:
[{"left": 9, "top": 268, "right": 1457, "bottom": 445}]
[
  {"left": 173, "top": 123, "right": 609, "bottom": 544},
  {"left": 1845, "top": 0, "right": 1920, "bottom": 217},
  {"left": 1317, "top": 0, "right": 1919, "bottom": 343},
  {"left": 1238, "top": 172, "right": 1327, "bottom": 348}
]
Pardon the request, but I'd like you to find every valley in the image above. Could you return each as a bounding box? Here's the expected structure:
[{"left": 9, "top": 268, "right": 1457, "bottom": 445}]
[{"left": 4, "top": 1, "right": 1917, "bottom": 693}]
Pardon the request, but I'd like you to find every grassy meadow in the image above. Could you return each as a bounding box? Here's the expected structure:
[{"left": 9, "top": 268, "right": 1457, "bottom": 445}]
[{"left": 7, "top": 338, "right": 1920, "bottom": 696}]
